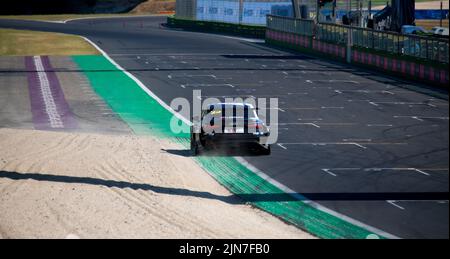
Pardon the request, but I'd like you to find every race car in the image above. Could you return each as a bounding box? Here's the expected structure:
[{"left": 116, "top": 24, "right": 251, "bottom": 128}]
[{"left": 190, "top": 103, "right": 271, "bottom": 155}]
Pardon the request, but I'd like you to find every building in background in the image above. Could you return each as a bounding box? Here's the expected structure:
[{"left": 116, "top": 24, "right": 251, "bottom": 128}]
[
  {"left": 175, "top": 0, "right": 386, "bottom": 25},
  {"left": 176, "top": 0, "right": 294, "bottom": 24},
  {"left": 175, "top": 0, "right": 449, "bottom": 29}
]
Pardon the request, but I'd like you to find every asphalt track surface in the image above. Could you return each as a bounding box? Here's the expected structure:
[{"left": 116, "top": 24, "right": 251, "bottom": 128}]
[{"left": 0, "top": 16, "right": 448, "bottom": 238}]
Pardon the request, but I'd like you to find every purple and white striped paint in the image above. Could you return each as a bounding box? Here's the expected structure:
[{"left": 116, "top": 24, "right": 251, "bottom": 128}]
[{"left": 25, "top": 56, "right": 77, "bottom": 130}]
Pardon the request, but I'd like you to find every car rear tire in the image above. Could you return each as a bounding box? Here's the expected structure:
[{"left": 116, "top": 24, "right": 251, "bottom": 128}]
[
  {"left": 190, "top": 128, "right": 199, "bottom": 156},
  {"left": 261, "top": 144, "right": 271, "bottom": 155}
]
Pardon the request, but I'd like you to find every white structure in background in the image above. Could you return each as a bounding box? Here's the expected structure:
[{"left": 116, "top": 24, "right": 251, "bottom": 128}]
[
  {"left": 176, "top": 0, "right": 387, "bottom": 26},
  {"left": 176, "top": 0, "right": 294, "bottom": 25},
  {"left": 196, "top": 0, "right": 239, "bottom": 23}
]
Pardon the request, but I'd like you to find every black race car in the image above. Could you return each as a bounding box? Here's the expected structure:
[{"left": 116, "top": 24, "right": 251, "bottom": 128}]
[{"left": 190, "top": 103, "right": 271, "bottom": 155}]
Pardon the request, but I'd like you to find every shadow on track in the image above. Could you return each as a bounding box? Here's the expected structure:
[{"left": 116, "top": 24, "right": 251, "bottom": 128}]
[
  {"left": 161, "top": 146, "right": 265, "bottom": 157},
  {"left": 3, "top": 170, "right": 446, "bottom": 204}
]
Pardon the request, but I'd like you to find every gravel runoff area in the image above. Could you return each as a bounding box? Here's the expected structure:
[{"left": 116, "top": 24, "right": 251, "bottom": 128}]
[{"left": 0, "top": 129, "right": 314, "bottom": 239}]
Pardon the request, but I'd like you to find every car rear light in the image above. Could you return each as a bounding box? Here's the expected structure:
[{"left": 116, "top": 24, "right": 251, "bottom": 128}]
[
  {"left": 248, "top": 123, "right": 261, "bottom": 129},
  {"left": 205, "top": 124, "right": 220, "bottom": 130}
]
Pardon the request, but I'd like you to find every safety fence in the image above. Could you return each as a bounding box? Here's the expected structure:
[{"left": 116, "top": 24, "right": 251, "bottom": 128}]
[
  {"left": 268, "top": 15, "right": 449, "bottom": 64},
  {"left": 267, "top": 14, "right": 314, "bottom": 36},
  {"left": 319, "top": 22, "right": 449, "bottom": 64},
  {"left": 266, "top": 15, "right": 449, "bottom": 86}
]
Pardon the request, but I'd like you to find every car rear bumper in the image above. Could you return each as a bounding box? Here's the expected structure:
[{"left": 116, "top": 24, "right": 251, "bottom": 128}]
[{"left": 203, "top": 133, "right": 264, "bottom": 145}]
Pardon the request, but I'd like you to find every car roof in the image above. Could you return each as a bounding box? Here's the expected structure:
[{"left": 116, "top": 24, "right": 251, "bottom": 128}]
[{"left": 209, "top": 103, "right": 255, "bottom": 109}]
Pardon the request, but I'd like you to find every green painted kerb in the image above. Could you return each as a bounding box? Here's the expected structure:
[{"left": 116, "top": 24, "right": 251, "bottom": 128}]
[
  {"left": 72, "top": 55, "right": 189, "bottom": 137},
  {"left": 73, "top": 55, "right": 388, "bottom": 239}
]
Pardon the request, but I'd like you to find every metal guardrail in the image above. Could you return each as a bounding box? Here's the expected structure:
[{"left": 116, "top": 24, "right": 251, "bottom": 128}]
[
  {"left": 317, "top": 22, "right": 348, "bottom": 45},
  {"left": 266, "top": 15, "right": 314, "bottom": 36},
  {"left": 267, "top": 15, "right": 449, "bottom": 64},
  {"left": 370, "top": 30, "right": 449, "bottom": 64}
]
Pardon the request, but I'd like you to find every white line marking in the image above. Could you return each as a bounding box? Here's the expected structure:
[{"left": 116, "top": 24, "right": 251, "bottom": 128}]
[
  {"left": 287, "top": 92, "right": 309, "bottom": 95},
  {"left": 259, "top": 81, "right": 279, "bottom": 84},
  {"left": 199, "top": 94, "right": 255, "bottom": 99},
  {"left": 390, "top": 200, "right": 450, "bottom": 205},
  {"left": 278, "top": 142, "right": 406, "bottom": 149},
  {"left": 353, "top": 143, "right": 367, "bottom": 149},
  {"left": 277, "top": 142, "right": 368, "bottom": 148},
  {"left": 394, "top": 115, "right": 449, "bottom": 121},
  {"left": 33, "top": 56, "right": 64, "bottom": 128},
  {"left": 275, "top": 122, "right": 320, "bottom": 128},
  {"left": 234, "top": 157, "right": 399, "bottom": 239},
  {"left": 108, "top": 53, "right": 268, "bottom": 57},
  {"left": 413, "top": 169, "right": 431, "bottom": 176},
  {"left": 81, "top": 37, "right": 191, "bottom": 126},
  {"left": 277, "top": 143, "right": 287, "bottom": 150},
  {"left": 308, "top": 79, "right": 360, "bottom": 84},
  {"left": 181, "top": 83, "right": 235, "bottom": 88},
  {"left": 387, "top": 200, "right": 405, "bottom": 210},
  {"left": 335, "top": 89, "right": 396, "bottom": 95},
  {"left": 367, "top": 124, "right": 393, "bottom": 127},
  {"left": 221, "top": 35, "right": 265, "bottom": 43},
  {"left": 63, "top": 14, "right": 165, "bottom": 23},
  {"left": 169, "top": 74, "right": 223, "bottom": 79},
  {"left": 373, "top": 101, "right": 434, "bottom": 106},
  {"left": 325, "top": 168, "right": 363, "bottom": 171},
  {"left": 315, "top": 123, "right": 356, "bottom": 126},
  {"left": 327, "top": 167, "right": 433, "bottom": 176},
  {"left": 321, "top": 106, "right": 344, "bottom": 109},
  {"left": 298, "top": 118, "right": 323, "bottom": 121},
  {"left": 322, "top": 169, "right": 337, "bottom": 177}
]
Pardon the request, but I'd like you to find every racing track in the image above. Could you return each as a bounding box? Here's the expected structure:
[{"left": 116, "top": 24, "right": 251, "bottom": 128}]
[{"left": 0, "top": 16, "right": 448, "bottom": 238}]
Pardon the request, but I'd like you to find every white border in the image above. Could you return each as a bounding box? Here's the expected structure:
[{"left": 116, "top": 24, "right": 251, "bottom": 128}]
[
  {"left": 82, "top": 36, "right": 190, "bottom": 125},
  {"left": 63, "top": 14, "right": 167, "bottom": 24}
]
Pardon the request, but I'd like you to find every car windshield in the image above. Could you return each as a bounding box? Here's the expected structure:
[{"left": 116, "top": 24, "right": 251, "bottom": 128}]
[{"left": 203, "top": 104, "right": 257, "bottom": 119}]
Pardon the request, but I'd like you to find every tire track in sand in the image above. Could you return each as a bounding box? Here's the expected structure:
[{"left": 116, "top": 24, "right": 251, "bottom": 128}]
[{"left": 94, "top": 158, "right": 222, "bottom": 238}]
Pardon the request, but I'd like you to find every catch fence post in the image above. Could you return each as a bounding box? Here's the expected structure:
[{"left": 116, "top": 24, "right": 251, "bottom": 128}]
[{"left": 346, "top": 27, "right": 353, "bottom": 63}]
